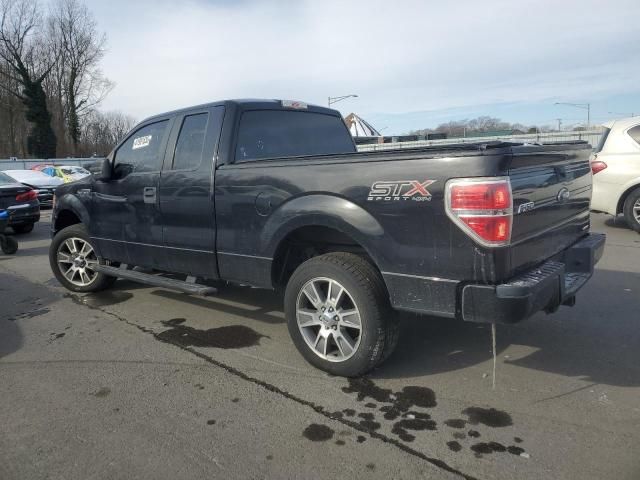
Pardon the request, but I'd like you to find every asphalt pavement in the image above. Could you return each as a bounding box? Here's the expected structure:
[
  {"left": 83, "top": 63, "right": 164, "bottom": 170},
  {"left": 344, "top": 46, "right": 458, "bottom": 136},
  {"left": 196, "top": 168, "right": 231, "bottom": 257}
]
[{"left": 1, "top": 212, "right": 638, "bottom": 480}]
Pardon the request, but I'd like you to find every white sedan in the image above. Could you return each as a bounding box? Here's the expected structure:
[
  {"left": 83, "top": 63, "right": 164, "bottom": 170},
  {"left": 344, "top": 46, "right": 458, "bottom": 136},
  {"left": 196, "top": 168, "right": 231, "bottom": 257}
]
[{"left": 590, "top": 116, "right": 640, "bottom": 231}]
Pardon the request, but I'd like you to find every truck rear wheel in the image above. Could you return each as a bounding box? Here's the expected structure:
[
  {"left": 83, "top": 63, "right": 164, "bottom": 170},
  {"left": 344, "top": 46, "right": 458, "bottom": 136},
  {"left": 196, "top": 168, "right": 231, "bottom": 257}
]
[
  {"left": 284, "top": 252, "right": 398, "bottom": 377},
  {"left": 623, "top": 187, "right": 640, "bottom": 232},
  {"left": 49, "top": 224, "right": 116, "bottom": 293}
]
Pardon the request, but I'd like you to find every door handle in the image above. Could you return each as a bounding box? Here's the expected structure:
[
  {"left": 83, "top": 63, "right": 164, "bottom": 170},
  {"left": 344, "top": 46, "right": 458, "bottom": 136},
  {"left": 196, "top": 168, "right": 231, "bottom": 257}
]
[{"left": 143, "top": 187, "right": 156, "bottom": 204}]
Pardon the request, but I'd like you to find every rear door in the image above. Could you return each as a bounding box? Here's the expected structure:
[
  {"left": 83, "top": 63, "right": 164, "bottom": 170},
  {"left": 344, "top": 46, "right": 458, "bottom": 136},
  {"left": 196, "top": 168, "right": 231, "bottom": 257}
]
[{"left": 158, "top": 106, "right": 225, "bottom": 277}]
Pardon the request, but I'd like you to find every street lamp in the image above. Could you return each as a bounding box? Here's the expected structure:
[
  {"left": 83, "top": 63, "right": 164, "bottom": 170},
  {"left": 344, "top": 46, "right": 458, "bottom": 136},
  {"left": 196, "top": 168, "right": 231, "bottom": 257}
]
[
  {"left": 555, "top": 102, "right": 590, "bottom": 128},
  {"left": 608, "top": 111, "right": 636, "bottom": 117},
  {"left": 328, "top": 94, "right": 358, "bottom": 106}
]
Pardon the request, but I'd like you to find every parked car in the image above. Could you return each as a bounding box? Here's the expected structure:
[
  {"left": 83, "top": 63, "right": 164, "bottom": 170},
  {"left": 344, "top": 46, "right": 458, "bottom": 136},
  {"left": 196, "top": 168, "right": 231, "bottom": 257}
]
[
  {"left": 0, "top": 171, "right": 40, "bottom": 234},
  {"left": 32, "top": 164, "right": 91, "bottom": 183},
  {"left": 3, "top": 170, "right": 63, "bottom": 208},
  {"left": 49, "top": 99, "right": 604, "bottom": 376},
  {"left": 590, "top": 117, "right": 640, "bottom": 231}
]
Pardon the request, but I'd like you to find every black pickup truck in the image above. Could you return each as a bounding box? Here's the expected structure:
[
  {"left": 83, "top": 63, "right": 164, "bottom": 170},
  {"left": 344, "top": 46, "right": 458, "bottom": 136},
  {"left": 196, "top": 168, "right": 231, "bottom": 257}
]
[{"left": 49, "top": 99, "right": 605, "bottom": 376}]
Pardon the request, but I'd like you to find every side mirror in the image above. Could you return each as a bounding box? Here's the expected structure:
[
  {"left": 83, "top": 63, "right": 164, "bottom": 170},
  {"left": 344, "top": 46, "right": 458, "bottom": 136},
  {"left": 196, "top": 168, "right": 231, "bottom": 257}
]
[{"left": 88, "top": 158, "right": 112, "bottom": 182}]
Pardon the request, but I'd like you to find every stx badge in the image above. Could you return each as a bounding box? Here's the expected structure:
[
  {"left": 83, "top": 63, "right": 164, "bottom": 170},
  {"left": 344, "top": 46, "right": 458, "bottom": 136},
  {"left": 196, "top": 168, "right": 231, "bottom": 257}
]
[{"left": 367, "top": 180, "right": 436, "bottom": 202}]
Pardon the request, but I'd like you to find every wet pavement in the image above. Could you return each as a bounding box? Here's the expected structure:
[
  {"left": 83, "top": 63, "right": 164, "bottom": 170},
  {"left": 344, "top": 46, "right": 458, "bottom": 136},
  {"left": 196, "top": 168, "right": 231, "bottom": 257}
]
[{"left": 1, "top": 212, "right": 638, "bottom": 479}]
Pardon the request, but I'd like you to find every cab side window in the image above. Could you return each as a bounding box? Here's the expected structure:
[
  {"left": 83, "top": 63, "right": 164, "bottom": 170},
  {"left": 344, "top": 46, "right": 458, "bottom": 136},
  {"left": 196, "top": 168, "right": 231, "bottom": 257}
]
[
  {"left": 172, "top": 113, "right": 208, "bottom": 170},
  {"left": 114, "top": 120, "right": 169, "bottom": 179}
]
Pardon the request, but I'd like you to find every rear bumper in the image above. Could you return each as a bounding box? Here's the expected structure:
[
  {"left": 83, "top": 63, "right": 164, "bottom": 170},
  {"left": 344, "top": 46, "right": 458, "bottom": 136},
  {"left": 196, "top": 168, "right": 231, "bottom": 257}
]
[
  {"left": 6, "top": 203, "right": 40, "bottom": 226},
  {"left": 461, "top": 233, "right": 605, "bottom": 324}
]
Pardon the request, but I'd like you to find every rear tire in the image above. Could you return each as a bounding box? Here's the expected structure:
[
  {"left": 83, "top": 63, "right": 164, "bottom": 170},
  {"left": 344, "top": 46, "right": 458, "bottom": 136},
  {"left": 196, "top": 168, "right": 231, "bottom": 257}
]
[
  {"left": 284, "top": 252, "right": 398, "bottom": 377},
  {"left": 623, "top": 188, "right": 640, "bottom": 233},
  {"left": 49, "top": 224, "right": 116, "bottom": 292},
  {"left": 12, "top": 223, "right": 34, "bottom": 234}
]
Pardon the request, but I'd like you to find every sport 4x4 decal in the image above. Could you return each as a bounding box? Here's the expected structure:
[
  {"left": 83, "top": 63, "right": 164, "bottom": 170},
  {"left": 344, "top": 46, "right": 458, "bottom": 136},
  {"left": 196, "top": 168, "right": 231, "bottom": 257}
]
[{"left": 367, "top": 180, "right": 436, "bottom": 202}]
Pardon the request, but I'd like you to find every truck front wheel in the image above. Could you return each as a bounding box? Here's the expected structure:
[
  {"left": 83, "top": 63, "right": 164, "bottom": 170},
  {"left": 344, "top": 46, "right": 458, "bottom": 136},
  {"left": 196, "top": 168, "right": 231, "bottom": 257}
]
[
  {"left": 49, "top": 224, "right": 116, "bottom": 293},
  {"left": 284, "top": 252, "right": 398, "bottom": 377}
]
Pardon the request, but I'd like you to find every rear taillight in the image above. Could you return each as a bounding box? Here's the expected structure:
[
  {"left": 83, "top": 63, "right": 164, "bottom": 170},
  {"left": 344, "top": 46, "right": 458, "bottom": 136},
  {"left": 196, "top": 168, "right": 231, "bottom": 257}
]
[
  {"left": 16, "top": 189, "right": 37, "bottom": 202},
  {"left": 590, "top": 160, "right": 607, "bottom": 175},
  {"left": 445, "top": 177, "right": 512, "bottom": 246}
]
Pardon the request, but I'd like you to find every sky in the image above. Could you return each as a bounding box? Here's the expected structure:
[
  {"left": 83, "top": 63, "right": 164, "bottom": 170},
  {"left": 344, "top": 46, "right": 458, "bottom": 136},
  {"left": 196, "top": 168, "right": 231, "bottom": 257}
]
[{"left": 85, "top": 0, "right": 640, "bottom": 134}]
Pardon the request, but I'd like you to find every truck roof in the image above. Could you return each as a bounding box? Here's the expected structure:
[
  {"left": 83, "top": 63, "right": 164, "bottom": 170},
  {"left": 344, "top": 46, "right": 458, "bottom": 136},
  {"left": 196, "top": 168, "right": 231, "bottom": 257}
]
[{"left": 140, "top": 99, "right": 339, "bottom": 125}]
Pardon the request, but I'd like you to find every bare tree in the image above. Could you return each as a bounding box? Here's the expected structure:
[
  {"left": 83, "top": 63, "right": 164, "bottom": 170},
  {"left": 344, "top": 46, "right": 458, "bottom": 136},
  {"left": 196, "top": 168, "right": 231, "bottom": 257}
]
[
  {"left": 79, "top": 109, "right": 135, "bottom": 156},
  {"left": 0, "top": 0, "right": 57, "bottom": 157},
  {"left": 49, "top": 0, "right": 112, "bottom": 153}
]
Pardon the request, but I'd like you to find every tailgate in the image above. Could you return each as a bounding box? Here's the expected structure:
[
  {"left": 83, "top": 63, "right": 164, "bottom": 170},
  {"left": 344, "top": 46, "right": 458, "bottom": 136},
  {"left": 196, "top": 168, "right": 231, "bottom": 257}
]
[{"left": 504, "top": 142, "right": 592, "bottom": 278}]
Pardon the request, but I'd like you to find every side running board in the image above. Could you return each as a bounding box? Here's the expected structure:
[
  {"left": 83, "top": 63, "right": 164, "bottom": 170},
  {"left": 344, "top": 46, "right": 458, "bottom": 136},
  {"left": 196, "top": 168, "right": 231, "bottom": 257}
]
[{"left": 94, "top": 265, "right": 217, "bottom": 296}]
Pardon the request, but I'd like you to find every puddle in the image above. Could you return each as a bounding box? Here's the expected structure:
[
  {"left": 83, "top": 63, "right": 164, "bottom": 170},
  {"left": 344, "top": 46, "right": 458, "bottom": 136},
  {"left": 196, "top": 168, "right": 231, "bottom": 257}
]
[
  {"left": 66, "top": 291, "right": 133, "bottom": 308},
  {"left": 447, "top": 440, "right": 462, "bottom": 452},
  {"left": 91, "top": 387, "right": 111, "bottom": 398},
  {"left": 444, "top": 419, "right": 466, "bottom": 429},
  {"left": 156, "top": 318, "right": 267, "bottom": 349},
  {"left": 8, "top": 308, "right": 50, "bottom": 321},
  {"left": 303, "top": 424, "right": 334, "bottom": 441},
  {"left": 462, "top": 407, "right": 512, "bottom": 428},
  {"left": 340, "top": 376, "right": 527, "bottom": 458}
]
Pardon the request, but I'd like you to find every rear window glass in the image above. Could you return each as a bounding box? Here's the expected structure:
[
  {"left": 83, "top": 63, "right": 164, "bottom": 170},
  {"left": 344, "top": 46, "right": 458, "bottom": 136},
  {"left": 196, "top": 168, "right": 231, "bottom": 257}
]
[
  {"left": 628, "top": 125, "right": 640, "bottom": 146},
  {"left": 593, "top": 127, "right": 611, "bottom": 153},
  {"left": 235, "top": 110, "right": 355, "bottom": 162},
  {"left": 0, "top": 172, "right": 16, "bottom": 185}
]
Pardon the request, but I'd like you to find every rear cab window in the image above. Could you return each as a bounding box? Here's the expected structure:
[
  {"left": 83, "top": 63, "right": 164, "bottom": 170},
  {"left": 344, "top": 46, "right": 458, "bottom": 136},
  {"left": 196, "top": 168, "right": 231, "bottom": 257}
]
[
  {"left": 235, "top": 110, "right": 355, "bottom": 162},
  {"left": 171, "top": 113, "right": 208, "bottom": 170}
]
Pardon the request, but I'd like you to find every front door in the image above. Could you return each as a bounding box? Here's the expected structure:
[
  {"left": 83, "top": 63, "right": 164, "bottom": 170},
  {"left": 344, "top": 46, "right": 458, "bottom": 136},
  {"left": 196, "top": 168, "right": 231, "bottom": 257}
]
[
  {"left": 158, "top": 106, "right": 225, "bottom": 277},
  {"left": 91, "top": 118, "right": 172, "bottom": 268}
]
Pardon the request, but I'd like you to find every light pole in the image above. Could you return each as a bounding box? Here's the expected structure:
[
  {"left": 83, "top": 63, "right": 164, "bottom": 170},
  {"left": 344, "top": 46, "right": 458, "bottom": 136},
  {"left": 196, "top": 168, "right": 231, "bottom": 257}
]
[
  {"left": 328, "top": 94, "right": 358, "bottom": 107},
  {"left": 608, "top": 111, "right": 635, "bottom": 117},
  {"left": 555, "top": 102, "right": 590, "bottom": 128}
]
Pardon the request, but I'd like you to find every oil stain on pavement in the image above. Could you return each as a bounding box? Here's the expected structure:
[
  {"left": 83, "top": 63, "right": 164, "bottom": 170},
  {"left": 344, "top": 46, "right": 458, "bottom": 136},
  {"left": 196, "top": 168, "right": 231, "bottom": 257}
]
[
  {"left": 156, "top": 318, "right": 267, "bottom": 349},
  {"left": 330, "top": 377, "right": 528, "bottom": 459},
  {"left": 303, "top": 424, "right": 334, "bottom": 441}
]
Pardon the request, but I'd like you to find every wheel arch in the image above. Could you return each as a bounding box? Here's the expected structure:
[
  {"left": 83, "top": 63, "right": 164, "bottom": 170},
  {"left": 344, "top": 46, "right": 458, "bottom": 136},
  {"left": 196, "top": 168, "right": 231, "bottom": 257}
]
[
  {"left": 53, "top": 194, "right": 89, "bottom": 234},
  {"left": 616, "top": 181, "right": 640, "bottom": 214},
  {"left": 263, "top": 195, "right": 386, "bottom": 289}
]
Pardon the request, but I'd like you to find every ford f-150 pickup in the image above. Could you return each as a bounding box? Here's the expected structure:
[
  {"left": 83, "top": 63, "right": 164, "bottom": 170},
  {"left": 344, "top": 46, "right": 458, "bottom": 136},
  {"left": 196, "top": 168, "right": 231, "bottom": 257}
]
[{"left": 49, "top": 99, "right": 605, "bottom": 376}]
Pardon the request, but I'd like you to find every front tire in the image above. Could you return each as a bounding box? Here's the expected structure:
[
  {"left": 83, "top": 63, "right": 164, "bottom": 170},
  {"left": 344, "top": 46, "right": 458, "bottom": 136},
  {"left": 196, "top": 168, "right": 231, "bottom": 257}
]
[
  {"left": 284, "top": 252, "right": 398, "bottom": 377},
  {"left": 49, "top": 224, "right": 116, "bottom": 292},
  {"left": 0, "top": 235, "right": 18, "bottom": 254},
  {"left": 623, "top": 188, "right": 640, "bottom": 232}
]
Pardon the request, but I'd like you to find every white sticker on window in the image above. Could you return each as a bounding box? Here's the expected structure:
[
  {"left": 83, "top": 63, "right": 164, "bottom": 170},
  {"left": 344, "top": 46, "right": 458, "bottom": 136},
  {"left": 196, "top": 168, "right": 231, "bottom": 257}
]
[{"left": 132, "top": 135, "right": 152, "bottom": 150}]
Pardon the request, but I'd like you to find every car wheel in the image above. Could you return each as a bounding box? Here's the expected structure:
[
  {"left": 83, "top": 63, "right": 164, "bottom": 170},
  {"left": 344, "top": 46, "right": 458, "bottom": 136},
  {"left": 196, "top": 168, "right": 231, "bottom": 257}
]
[
  {"left": 0, "top": 235, "right": 18, "bottom": 254},
  {"left": 284, "top": 252, "right": 399, "bottom": 377},
  {"left": 12, "top": 223, "right": 34, "bottom": 234},
  {"left": 49, "top": 224, "right": 117, "bottom": 292},
  {"left": 623, "top": 187, "right": 640, "bottom": 233}
]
